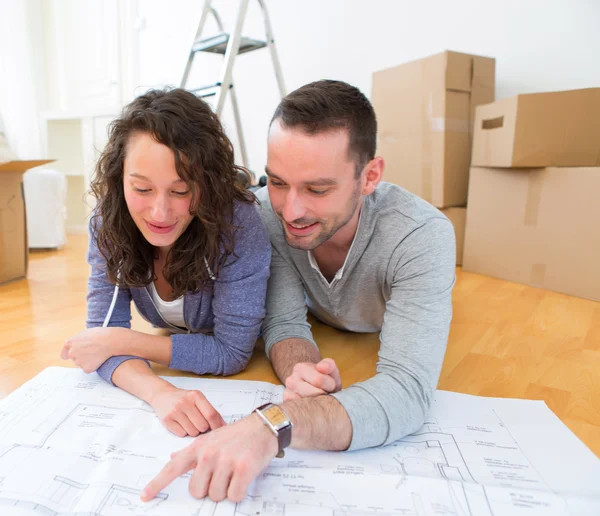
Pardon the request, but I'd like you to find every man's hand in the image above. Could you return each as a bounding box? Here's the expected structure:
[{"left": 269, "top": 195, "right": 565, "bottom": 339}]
[
  {"left": 149, "top": 386, "right": 226, "bottom": 437},
  {"left": 141, "top": 414, "right": 278, "bottom": 503},
  {"left": 61, "top": 327, "right": 125, "bottom": 373},
  {"left": 283, "top": 358, "right": 342, "bottom": 401}
]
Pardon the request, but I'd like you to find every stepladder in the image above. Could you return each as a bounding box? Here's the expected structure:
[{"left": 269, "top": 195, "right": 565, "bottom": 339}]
[{"left": 181, "top": 0, "right": 286, "bottom": 178}]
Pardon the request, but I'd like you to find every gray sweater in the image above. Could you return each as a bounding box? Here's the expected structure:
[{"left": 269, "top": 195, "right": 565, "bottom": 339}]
[{"left": 256, "top": 182, "right": 456, "bottom": 451}]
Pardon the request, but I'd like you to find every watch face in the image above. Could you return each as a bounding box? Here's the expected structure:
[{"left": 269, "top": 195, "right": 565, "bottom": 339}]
[{"left": 262, "top": 405, "right": 289, "bottom": 429}]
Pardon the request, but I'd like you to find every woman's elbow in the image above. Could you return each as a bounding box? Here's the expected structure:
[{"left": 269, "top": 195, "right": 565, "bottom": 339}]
[{"left": 222, "top": 350, "right": 252, "bottom": 376}]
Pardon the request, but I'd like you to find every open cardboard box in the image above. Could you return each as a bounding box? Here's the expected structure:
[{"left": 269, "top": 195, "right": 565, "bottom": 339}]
[
  {"left": 472, "top": 88, "right": 600, "bottom": 167},
  {"left": 0, "top": 160, "right": 55, "bottom": 284}
]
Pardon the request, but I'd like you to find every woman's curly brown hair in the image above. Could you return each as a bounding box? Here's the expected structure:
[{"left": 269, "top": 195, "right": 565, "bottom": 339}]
[{"left": 90, "top": 88, "right": 255, "bottom": 297}]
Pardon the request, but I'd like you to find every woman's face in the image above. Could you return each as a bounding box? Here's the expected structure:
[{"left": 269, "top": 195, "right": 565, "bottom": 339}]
[{"left": 123, "top": 132, "right": 194, "bottom": 253}]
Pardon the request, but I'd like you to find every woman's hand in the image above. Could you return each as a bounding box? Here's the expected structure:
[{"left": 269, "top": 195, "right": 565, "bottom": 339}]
[
  {"left": 149, "top": 386, "right": 226, "bottom": 437},
  {"left": 61, "top": 327, "right": 125, "bottom": 373}
]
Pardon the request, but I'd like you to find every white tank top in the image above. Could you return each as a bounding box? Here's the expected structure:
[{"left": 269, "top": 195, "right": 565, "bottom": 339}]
[{"left": 147, "top": 281, "right": 186, "bottom": 328}]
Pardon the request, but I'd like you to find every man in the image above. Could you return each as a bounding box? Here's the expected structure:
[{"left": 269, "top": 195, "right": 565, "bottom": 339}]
[{"left": 141, "top": 80, "right": 456, "bottom": 504}]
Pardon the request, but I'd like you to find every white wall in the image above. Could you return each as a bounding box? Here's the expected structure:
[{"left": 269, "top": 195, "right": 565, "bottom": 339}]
[
  {"left": 131, "top": 0, "right": 600, "bottom": 177},
  {"left": 0, "top": 0, "right": 46, "bottom": 158},
  {"left": 41, "top": 0, "right": 121, "bottom": 113},
  {"left": 3, "top": 0, "right": 600, "bottom": 173}
]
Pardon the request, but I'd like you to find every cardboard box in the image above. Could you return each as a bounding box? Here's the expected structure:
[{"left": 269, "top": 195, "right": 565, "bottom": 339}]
[
  {"left": 463, "top": 166, "right": 600, "bottom": 302},
  {"left": 372, "top": 50, "right": 495, "bottom": 208},
  {"left": 441, "top": 207, "right": 466, "bottom": 266},
  {"left": 472, "top": 88, "right": 600, "bottom": 167},
  {"left": 0, "top": 160, "right": 54, "bottom": 284}
]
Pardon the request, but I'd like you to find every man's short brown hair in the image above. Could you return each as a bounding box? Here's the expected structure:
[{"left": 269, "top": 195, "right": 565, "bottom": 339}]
[{"left": 270, "top": 80, "right": 377, "bottom": 177}]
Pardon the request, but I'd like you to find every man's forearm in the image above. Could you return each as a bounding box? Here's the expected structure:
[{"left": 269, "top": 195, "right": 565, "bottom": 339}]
[
  {"left": 280, "top": 394, "right": 352, "bottom": 451},
  {"left": 112, "top": 359, "right": 176, "bottom": 404},
  {"left": 114, "top": 330, "right": 172, "bottom": 366},
  {"left": 269, "top": 338, "right": 321, "bottom": 384}
]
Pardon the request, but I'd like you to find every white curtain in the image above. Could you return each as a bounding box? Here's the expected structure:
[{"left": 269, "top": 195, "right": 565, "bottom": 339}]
[{"left": 0, "top": 0, "right": 45, "bottom": 159}]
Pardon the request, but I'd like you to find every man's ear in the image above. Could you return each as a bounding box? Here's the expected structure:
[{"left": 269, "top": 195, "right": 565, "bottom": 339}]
[{"left": 361, "top": 156, "right": 384, "bottom": 196}]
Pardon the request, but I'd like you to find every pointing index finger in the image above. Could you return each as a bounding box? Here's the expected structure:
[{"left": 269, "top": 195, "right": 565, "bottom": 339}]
[{"left": 141, "top": 450, "right": 196, "bottom": 501}]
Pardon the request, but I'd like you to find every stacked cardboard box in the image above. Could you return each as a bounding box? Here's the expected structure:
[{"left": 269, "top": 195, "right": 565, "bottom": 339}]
[
  {"left": 463, "top": 88, "right": 600, "bottom": 301},
  {"left": 371, "top": 50, "right": 496, "bottom": 265}
]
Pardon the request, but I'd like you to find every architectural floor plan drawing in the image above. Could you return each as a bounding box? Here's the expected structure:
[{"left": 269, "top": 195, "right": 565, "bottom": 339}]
[{"left": 0, "top": 367, "right": 598, "bottom": 516}]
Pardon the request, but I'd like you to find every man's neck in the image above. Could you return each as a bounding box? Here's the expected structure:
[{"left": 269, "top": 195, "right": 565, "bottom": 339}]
[
  {"left": 311, "top": 199, "right": 363, "bottom": 282},
  {"left": 318, "top": 198, "right": 363, "bottom": 254}
]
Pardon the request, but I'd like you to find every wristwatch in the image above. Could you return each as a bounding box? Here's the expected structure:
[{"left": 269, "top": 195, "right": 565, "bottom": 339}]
[{"left": 254, "top": 403, "right": 293, "bottom": 458}]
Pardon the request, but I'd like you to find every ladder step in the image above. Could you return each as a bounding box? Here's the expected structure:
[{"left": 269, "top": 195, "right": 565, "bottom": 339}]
[
  {"left": 192, "top": 33, "right": 267, "bottom": 55},
  {"left": 189, "top": 82, "right": 233, "bottom": 98}
]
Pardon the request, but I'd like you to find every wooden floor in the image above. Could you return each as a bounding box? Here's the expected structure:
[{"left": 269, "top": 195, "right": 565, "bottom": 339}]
[{"left": 1, "top": 234, "right": 599, "bottom": 457}]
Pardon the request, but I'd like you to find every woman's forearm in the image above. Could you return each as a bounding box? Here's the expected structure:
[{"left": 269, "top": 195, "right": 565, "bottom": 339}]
[
  {"left": 111, "top": 359, "right": 176, "bottom": 404},
  {"left": 113, "top": 329, "right": 173, "bottom": 366}
]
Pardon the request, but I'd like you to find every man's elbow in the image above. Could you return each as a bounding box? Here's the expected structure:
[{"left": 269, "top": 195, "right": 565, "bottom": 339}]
[
  {"left": 404, "top": 399, "right": 431, "bottom": 436},
  {"left": 384, "top": 374, "right": 436, "bottom": 443}
]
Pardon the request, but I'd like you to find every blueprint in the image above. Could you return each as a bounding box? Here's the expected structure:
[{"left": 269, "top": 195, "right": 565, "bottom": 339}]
[{"left": 0, "top": 367, "right": 598, "bottom": 516}]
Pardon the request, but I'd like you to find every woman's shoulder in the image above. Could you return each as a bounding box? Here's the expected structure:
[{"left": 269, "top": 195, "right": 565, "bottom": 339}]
[
  {"left": 232, "top": 198, "right": 263, "bottom": 227},
  {"left": 230, "top": 198, "right": 270, "bottom": 253}
]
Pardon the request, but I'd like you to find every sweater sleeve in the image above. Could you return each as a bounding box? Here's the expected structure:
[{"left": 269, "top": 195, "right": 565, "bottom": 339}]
[
  {"left": 168, "top": 201, "right": 271, "bottom": 376},
  {"left": 260, "top": 244, "right": 317, "bottom": 358},
  {"left": 253, "top": 187, "right": 316, "bottom": 357},
  {"left": 332, "top": 216, "right": 456, "bottom": 450},
  {"left": 85, "top": 219, "right": 150, "bottom": 384}
]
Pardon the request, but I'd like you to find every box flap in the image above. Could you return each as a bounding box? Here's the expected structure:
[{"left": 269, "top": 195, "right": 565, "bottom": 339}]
[
  {"left": 473, "top": 88, "right": 600, "bottom": 167},
  {"left": 510, "top": 89, "right": 600, "bottom": 166},
  {"left": 445, "top": 51, "right": 495, "bottom": 95},
  {"left": 0, "top": 160, "right": 56, "bottom": 173},
  {"left": 445, "top": 51, "right": 474, "bottom": 92},
  {"left": 470, "top": 56, "right": 496, "bottom": 125},
  {"left": 471, "top": 97, "right": 519, "bottom": 167},
  {"left": 442, "top": 90, "right": 471, "bottom": 207}
]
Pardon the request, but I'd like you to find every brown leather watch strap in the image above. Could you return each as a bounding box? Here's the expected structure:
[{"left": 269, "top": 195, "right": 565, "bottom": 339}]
[{"left": 255, "top": 403, "right": 293, "bottom": 458}]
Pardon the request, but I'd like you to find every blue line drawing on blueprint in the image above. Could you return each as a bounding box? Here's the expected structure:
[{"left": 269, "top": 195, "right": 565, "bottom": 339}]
[
  {"left": 0, "top": 369, "right": 286, "bottom": 515},
  {"left": 386, "top": 431, "right": 493, "bottom": 516},
  {"left": 0, "top": 476, "right": 168, "bottom": 515}
]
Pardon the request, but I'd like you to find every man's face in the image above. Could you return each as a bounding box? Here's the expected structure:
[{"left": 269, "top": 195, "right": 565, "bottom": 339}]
[{"left": 266, "top": 120, "right": 362, "bottom": 250}]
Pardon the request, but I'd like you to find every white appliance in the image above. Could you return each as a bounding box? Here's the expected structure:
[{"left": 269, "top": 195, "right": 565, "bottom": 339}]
[{"left": 23, "top": 168, "right": 67, "bottom": 248}]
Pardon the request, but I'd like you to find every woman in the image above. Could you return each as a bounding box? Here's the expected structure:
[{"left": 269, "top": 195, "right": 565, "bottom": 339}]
[{"left": 61, "top": 89, "right": 271, "bottom": 438}]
